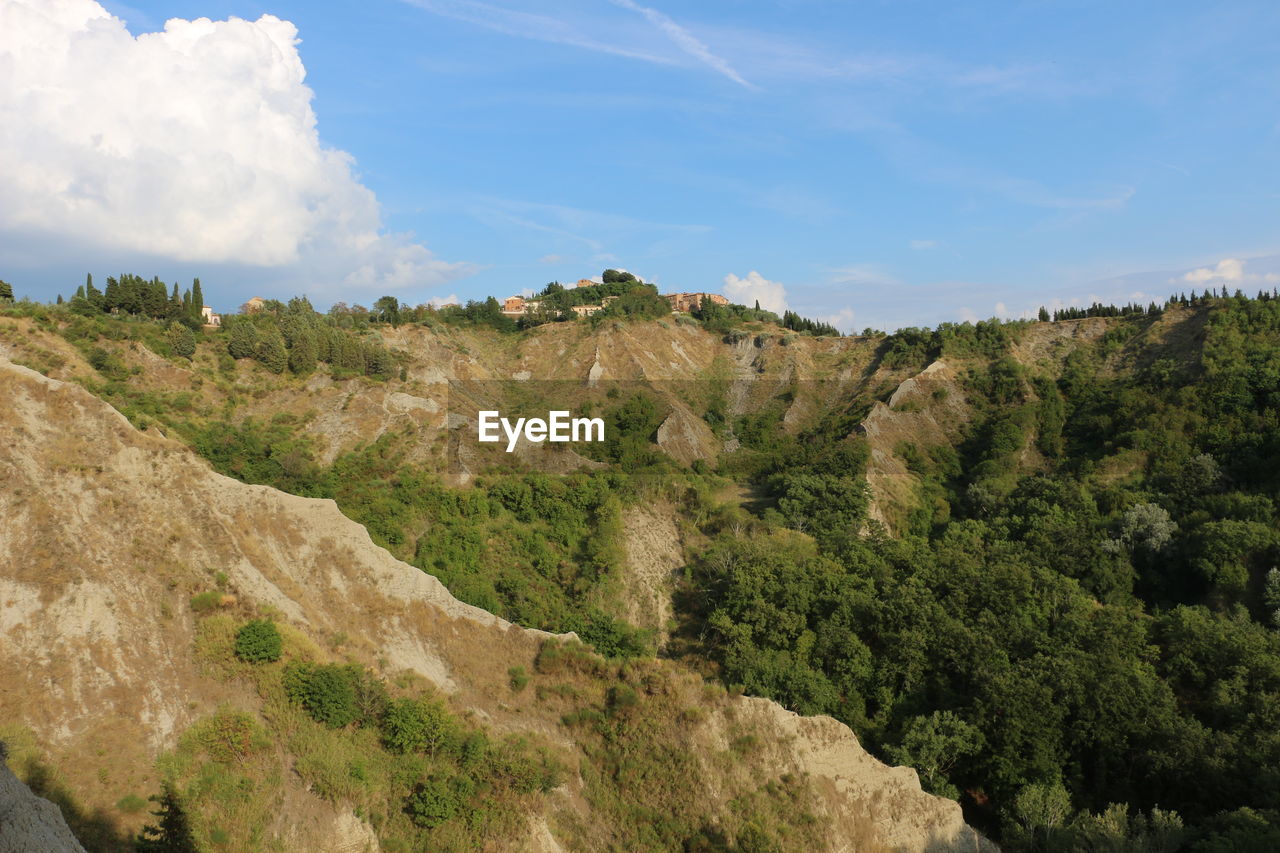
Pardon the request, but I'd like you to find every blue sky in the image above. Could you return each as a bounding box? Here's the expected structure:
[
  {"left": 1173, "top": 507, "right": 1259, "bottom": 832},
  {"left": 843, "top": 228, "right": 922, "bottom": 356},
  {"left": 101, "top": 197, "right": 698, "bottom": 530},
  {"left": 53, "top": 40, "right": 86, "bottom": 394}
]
[{"left": 2, "top": 0, "right": 1278, "bottom": 330}]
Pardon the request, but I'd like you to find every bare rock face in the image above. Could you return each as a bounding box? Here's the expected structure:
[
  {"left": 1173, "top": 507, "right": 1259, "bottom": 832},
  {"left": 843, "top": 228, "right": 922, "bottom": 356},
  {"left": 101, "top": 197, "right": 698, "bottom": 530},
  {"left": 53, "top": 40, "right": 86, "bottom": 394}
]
[
  {"left": 656, "top": 404, "right": 719, "bottom": 465},
  {"left": 719, "top": 700, "right": 995, "bottom": 852},
  {"left": 0, "top": 761, "right": 86, "bottom": 853},
  {"left": 0, "top": 355, "right": 992, "bottom": 852},
  {"left": 859, "top": 360, "right": 970, "bottom": 533}
]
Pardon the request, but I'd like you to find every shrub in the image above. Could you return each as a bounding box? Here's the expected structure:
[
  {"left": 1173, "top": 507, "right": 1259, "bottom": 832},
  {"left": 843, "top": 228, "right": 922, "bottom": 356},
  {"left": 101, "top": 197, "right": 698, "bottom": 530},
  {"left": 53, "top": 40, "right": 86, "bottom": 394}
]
[
  {"left": 380, "top": 697, "right": 459, "bottom": 756},
  {"left": 284, "top": 663, "right": 358, "bottom": 729},
  {"left": 189, "top": 591, "right": 222, "bottom": 613},
  {"left": 233, "top": 619, "right": 282, "bottom": 663},
  {"left": 406, "top": 776, "right": 467, "bottom": 828}
]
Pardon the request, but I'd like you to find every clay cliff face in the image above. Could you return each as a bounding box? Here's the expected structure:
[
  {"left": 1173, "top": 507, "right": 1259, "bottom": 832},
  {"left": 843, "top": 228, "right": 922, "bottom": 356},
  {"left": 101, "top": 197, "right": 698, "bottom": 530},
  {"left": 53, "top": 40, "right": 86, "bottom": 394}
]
[{"left": 0, "top": 353, "right": 992, "bottom": 851}]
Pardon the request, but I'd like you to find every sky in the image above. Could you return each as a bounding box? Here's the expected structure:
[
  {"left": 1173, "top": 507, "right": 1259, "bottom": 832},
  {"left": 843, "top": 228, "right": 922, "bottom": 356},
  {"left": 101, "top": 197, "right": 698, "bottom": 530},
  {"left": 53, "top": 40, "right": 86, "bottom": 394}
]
[{"left": 2, "top": 0, "right": 1278, "bottom": 331}]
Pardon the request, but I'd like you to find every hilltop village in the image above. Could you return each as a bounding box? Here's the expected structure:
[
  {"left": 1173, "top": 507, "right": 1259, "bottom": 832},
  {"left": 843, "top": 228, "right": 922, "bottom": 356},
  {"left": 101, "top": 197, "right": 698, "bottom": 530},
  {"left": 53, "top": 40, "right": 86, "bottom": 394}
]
[{"left": 500, "top": 276, "right": 727, "bottom": 318}]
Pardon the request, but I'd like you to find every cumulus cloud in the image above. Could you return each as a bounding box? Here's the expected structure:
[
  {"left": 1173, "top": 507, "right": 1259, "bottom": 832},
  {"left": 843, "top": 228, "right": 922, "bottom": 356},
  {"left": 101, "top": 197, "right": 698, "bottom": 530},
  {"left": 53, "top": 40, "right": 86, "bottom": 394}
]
[
  {"left": 819, "top": 307, "right": 857, "bottom": 332},
  {"left": 1180, "top": 258, "right": 1279, "bottom": 286},
  {"left": 1183, "top": 258, "right": 1245, "bottom": 284},
  {"left": 0, "top": 0, "right": 468, "bottom": 293},
  {"left": 722, "top": 270, "right": 788, "bottom": 313}
]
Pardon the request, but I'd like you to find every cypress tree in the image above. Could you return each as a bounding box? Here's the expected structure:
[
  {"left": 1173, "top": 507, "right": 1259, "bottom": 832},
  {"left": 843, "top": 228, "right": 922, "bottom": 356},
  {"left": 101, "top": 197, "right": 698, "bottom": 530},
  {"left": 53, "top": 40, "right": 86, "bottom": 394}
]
[
  {"left": 86, "top": 276, "right": 105, "bottom": 311},
  {"left": 288, "top": 329, "right": 318, "bottom": 376},
  {"left": 255, "top": 329, "right": 288, "bottom": 374},
  {"left": 103, "top": 276, "right": 119, "bottom": 312},
  {"left": 191, "top": 278, "right": 204, "bottom": 316},
  {"left": 226, "top": 320, "right": 258, "bottom": 359}
]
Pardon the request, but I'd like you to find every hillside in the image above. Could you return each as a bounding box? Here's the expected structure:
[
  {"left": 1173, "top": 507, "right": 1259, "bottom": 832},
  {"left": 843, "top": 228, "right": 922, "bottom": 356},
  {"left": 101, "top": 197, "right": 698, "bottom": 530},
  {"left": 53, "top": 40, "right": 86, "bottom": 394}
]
[
  {"left": 6, "top": 291, "right": 1280, "bottom": 851},
  {"left": 0, "top": 353, "right": 988, "bottom": 851}
]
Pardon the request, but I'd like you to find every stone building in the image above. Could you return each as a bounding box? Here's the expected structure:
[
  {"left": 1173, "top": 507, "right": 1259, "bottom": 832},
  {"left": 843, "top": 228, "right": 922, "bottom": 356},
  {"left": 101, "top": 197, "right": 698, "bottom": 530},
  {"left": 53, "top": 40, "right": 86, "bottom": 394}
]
[{"left": 663, "top": 292, "right": 729, "bottom": 312}]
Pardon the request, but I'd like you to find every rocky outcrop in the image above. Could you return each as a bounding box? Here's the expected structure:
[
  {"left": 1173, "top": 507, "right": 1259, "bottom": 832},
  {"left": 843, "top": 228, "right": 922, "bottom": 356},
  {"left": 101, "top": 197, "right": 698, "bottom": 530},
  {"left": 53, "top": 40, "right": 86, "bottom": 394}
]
[
  {"left": 719, "top": 700, "right": 994, "bottom": 852},
  {"left": 0, "top": 761, "right": 86, "bottom": 853},
  {"left": 859, "top": 360, "right": 970, "bottom": 533}
]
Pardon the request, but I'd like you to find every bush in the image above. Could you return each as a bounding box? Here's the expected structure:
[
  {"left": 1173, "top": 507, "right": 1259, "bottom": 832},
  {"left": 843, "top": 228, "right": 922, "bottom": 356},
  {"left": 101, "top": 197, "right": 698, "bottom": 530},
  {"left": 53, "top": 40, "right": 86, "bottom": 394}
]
[
  {"left": 380, "top": 697, "right": 459, "bottom": 756},
  {"left": 284, "top": 663, "right": 359, "bottom": 729},
  {"left": 233, "top": 619, "right": 282, "bottom": 663},
  {"left": 189, "top": 591, "right": 222, "bottom": 613},
  {"left": 406, "top": 776, "right": 468, "bottom": 828}
]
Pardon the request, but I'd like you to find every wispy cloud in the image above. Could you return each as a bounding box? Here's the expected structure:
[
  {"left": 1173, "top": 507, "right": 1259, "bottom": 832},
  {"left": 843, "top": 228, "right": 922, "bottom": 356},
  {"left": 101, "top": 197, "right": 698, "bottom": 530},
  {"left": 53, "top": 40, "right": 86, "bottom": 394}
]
[
  {"left": 400, "top": 0, "right": 674, "bottom": 65},
  {"left": 402, "top": 0, "right": 751, "bottom": 87},
  {"left": 609, "top": 0, "right": 754, "bottom": 89},
  {"left": 465, "top": 196, "right": 710, "bottom": 258}
]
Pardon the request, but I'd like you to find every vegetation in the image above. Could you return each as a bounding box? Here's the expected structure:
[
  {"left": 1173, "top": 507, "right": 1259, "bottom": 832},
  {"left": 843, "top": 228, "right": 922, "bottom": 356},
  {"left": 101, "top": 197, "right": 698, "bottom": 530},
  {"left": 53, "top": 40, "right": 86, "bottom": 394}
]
[
  {"left": 233, "top": 620, "right": 282, "bottom": 663},
  {"left": 12, "top": 280, "right": 1280, "bottom": 849},
  {"left": 675, "top": 291, "right": 1280, "bottom": 848}
]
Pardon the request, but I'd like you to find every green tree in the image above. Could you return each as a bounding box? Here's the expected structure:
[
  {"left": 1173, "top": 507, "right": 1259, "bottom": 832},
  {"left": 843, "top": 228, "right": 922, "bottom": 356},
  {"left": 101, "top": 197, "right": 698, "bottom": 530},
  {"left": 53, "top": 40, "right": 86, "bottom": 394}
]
[
  {"left": 1005, "top": 781, "right": 1073, "bottom": 851},
  {"left": 166, "top": 322, "right": 196, "bottom": 358},
  {"left": 380, "top": 696, "right": 459, "bottom": 756},
  {"left": 233, "top": 619, "right": 282, "bottom": 663},
  {"left": 373, "top": 295, "right": 400, "bottom": 325},
  {"left": 226, "top": 320, "right": 258, "bottom": 359},
  {"left": 886, "top": 711, "right": 984, "bottom": 799},
  {"left": 255, "top": 330, "right": 288, "bottom": 374},
  {"left": 0, "top": 280, "right": 11, "bottom": 303},
  {"left": 135, "top": 783, "right": 198, "bottom": 852},
  {"left": 288, "top": 329, "right": 319, "bottom": 376}
]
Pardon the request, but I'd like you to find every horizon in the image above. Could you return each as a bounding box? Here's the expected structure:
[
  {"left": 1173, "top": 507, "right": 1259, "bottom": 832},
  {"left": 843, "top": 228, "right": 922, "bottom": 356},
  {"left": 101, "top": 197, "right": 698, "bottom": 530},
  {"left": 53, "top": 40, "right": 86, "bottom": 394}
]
[{"left": 2, "top": 0, "right": 1278, "bottom": 331}]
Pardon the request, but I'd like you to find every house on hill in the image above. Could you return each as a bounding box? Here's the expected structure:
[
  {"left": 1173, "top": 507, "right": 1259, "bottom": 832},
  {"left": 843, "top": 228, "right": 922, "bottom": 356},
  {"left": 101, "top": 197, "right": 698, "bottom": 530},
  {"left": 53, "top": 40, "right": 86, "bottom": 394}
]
[
  {"left": 571, "top": 304, "right": 603, "bottom": 317},
  {"left": 200, "top": 305, "right": 222, "bottom": 327},
  {"left": 664, "top": 292, "right": 729, "bottom": 312},
  {"left": 242, "top": 296, "right": 265, "bottom": 314},
  {"left": 575, "top": 278, "right": 598, "bottom": 288},
  {"left": 501, "top": 296, "right": 542, "bottom": 316}
]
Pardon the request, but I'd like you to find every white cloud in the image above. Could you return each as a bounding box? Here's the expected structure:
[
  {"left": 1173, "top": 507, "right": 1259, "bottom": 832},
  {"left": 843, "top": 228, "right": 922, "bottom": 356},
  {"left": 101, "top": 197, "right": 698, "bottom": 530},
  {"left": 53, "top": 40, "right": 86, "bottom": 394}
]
[
  {"left": 1183, "top": 258, "right": 1245, "bottom": 284},
  {"left": 0, "top": 1, "right": 468, "bottom": 294},
  {"left": 610, "top": 0, "right": 754, "bottom": 89},
  {"left": 538, "top": 254, "right": 565, "bottom": 264},
  {"left": 1178, "top": 257, "right": 1280, "bottom": 287},
  {"left": 401, "top": 0, "right": 676, "bottom": 67},
  {"left": 910, "top": 239, "right": 937, "bottom": 250},
  {"left": 818, "top": 307, "right": 857, "bottom": 332},
  {"left": 722, "top": 270, "right": 788, "bottom": 313},
  {"left": 427, "top": 293, "right": 460, "bottom": 308}
]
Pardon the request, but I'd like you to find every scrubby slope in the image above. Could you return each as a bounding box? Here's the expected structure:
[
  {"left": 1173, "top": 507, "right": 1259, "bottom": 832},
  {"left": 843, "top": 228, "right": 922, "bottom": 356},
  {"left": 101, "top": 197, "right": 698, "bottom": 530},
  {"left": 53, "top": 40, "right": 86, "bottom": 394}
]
[{"left": 0, "top": 355, "right": 989, "bottom": 851}]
